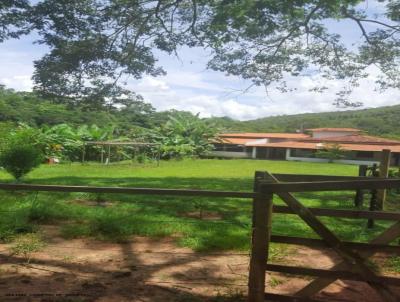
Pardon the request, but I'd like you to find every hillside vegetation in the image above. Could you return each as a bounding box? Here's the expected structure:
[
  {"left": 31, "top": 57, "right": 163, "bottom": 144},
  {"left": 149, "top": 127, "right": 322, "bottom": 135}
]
[
  {"left": 210, "top": 105, "right": 400, "bottom": 139},
  {"left": 1, "top": 85, "right": 400, "bottom": 139}
]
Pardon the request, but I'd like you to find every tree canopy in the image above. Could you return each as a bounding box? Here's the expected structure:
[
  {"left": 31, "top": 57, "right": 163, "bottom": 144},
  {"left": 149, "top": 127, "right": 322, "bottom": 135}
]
[{"left": 2, "top": 1, "right": 400, "bottom": 106}]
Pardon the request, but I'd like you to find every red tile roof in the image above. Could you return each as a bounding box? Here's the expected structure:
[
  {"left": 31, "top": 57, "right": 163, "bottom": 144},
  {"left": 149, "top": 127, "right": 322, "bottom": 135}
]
[
  {"left": 245, "top": 141, "right": 400, "bottom": 152},
  {"left": 215, "top": 137, "right": 259, "bottom": 145},
  {"left": 299, "top": 135, "right": 400, "bottom": 145},
  {"left": 219, "top": 133, "right": 310, "bottom": 139},
  {"left": 306, "top": 128, "right": 362, "bottom": 132}
]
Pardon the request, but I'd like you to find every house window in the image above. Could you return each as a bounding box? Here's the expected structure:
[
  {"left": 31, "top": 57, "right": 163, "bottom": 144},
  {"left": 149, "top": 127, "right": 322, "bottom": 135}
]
[{"left": 290, "top": 149, "right": 315, "bottom": 158}]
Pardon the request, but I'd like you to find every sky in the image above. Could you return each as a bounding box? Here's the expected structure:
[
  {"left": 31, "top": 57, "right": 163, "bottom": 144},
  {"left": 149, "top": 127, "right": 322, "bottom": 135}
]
[{"left": 1, "top": 1, "right": 399, "bottom": 121}]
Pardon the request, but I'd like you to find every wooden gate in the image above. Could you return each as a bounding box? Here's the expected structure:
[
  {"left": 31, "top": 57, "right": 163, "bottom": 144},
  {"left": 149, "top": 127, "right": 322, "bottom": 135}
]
[{"left": 248, "top": 171, "right": 400, "bottom": 302}]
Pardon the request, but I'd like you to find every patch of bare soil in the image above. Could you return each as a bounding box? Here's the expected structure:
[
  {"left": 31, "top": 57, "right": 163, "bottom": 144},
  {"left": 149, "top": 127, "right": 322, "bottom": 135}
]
[{"left": 0, "top": 226, "right": 399, "bottom": 302}]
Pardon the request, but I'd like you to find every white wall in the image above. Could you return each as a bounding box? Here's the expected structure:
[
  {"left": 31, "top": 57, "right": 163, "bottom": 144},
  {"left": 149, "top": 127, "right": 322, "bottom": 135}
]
[
  {"left": 287, "top": 156, "right": 379, "bottom": 165},
  {"left": 209, "top": 151, "right": 250, "bottom": 158},
  {"left": 285, "top": 149, "right": 379, "bottom": 165}
]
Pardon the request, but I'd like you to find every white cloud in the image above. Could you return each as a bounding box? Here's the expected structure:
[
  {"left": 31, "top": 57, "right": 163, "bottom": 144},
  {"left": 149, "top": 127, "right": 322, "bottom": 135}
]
[
  {"left": 0, "top": 75, "right": 33, "bottom": 91},
  {"left": 1, "top": 33, "right": 400, "bottom": 121},
  {"left": 131, "top": 69, "right": 400, "bottom": 121},
  {"left": 137, "top": 77, "right": 170, "bottom": 92}
]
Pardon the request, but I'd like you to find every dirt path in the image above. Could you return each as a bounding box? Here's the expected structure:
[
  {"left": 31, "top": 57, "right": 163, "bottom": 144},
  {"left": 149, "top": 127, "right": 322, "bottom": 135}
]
[{"left": 0, "top": 226, "right": 399, "bottom": 301}]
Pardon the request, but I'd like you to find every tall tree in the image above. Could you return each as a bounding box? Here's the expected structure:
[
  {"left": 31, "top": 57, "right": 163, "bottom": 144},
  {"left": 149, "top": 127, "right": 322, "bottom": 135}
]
[
  {"left": 2, "top": 1, "right": 400, "bottom": 106},
  {"left": 0, "top": 0, "right": 30, "bottom": 42}
]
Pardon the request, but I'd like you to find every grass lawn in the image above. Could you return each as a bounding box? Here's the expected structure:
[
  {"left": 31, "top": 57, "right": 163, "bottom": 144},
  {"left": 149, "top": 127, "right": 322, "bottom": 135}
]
[{"left": 0, "top": 159, "right": 397, "bottom": 252}]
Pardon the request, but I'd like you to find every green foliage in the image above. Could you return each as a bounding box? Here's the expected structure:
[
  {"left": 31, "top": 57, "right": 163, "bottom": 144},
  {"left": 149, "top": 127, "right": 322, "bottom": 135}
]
[
  {"left": 210, "top": 104, "right": 400, "bottom": 140},
  {"left": 136, "top": 153, "right": 149, "bottom": 164},
  {"left": 386, "top": 256, "right": 400, "bottom": 273},
  {"left": 89, "top": 213, "right": 131, "bottom": 242},
  {"left": 315, "top": 144, "right": 347, "bottom": 163},
  {"left": 0, "top": 86, "right": 157, "bottom": 131},
  {"left": 10, "top": 233, "right": 46, "bottom": 262},
  {"left": 3, "top": 1, "right": 400, "bottom": 106},
  {"left": 1, "top": 85, "right": 400, "bottom": 142},
  {"left": 388, "top": 168, "right": 400, "bottom": 178},
  {"left": 0, "top": 213, "right": 34, "bottom": 242},
  {"left": 0, "top": 1, "right": 29, "bottom": 43},
  {"left": 388, "top": 168, "right": 400, "bottom": 195},
  {"left": 0, "top": 143, "right": 43, "bottom": 180},
  {"left": 154, "top": 113, "right": 218, "bottom": 159},
  {"left": 1, "top": 159, "right": 397, "bottom": 252}
]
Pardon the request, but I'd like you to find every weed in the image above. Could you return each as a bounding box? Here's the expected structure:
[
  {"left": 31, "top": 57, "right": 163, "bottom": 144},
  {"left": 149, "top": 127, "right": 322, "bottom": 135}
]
[
  {"left": 10, "top": 233, "right": 46, "bottom": 263},
  {"left": 212, "top": 288, "right": 245, "bottom": 301},
  {"left": 60, "top": 224, "right": 91, "bottom": 239},
  {"left": 385, "top": 256, "right": 400, "bottom": 273},
  {"left": 269, "top": 276, "right": 283, "bottom": 287},
  {"left": 89, "top": 213, "right": 130, "bottom": 242}
]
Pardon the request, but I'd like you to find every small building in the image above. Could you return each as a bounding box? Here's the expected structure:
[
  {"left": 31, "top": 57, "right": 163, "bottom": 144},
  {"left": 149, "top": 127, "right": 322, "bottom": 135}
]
[{"left": 212, "top": 128, "right": 400, "bottom": 166}]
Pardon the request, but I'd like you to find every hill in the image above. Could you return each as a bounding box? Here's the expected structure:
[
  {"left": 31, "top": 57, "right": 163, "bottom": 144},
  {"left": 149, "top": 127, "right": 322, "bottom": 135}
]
[
  {"left": 209, "top": 105, "right": 400, "bottom": 139},
  {"left": 1, "top": 85, "right": 399, "bottom": 139}
]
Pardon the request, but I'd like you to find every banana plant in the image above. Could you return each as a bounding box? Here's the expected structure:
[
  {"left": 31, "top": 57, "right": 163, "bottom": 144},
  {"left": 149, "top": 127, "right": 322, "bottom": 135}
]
[{"left": 154, "top": 113, "right": 218, "bottom": 159}]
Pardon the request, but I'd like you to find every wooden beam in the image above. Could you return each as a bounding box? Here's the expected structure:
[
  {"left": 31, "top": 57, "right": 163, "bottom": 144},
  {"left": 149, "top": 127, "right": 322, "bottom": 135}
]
[
  {"left": 266, "top": 264, "right": 400, "bottom": 286},
  {"left": 270, "top": 235, "right": 400, "bottom": 254},
  {"left": 81, "top": 145, "right": 86, "bottom": 163},
  {"left": 367, "top": 188, "right": 378, "bottom": 228},
  {"left": 296, "top": 221, "right": 400, "bottom": 298},
  {"left": 354, "top": 165, "right": 368, "bottom": 207},
  {"left": 265, "top": 293, "right": 324, "bottom": 302},
  {"left": 272, "top": 173, "right": 371, "bottom": 182},
  {"left": 267, "top": 173, "right": 398, "bottom": 302},
  {"left": 260, "top": 178, "right": 400, "bottom": 192},
  {"left": 248, "top": 172, "right": 274, "bottom": 302},
  {"left": 0, "top": 183, "right": 255, "bottom": 198},
  {"left": 273, "top": 205, "right": 400, "bottom": 220},
  {"left": 377, "top": 149, "right": 391, "bottom": 209}
]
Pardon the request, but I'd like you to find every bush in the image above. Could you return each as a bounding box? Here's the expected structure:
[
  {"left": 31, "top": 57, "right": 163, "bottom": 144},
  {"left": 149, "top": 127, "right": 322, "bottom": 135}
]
[
  {"left": 315, "top": 144, "right": 347, "bottom": 163},
  {"left": 136, "top": 153, "right": 149, "bottom": 163},
  {"left": 0, "top": 144, "right": 43, "bottom": 180}
]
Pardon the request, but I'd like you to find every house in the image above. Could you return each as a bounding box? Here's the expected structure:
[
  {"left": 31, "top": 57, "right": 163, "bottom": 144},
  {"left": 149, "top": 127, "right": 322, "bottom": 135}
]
[
  {"left": 212, "top": 132, "right": 309, "bottom": 158},
  {"left": 212, "top": 128, "right": 400, "bottom": 166}
]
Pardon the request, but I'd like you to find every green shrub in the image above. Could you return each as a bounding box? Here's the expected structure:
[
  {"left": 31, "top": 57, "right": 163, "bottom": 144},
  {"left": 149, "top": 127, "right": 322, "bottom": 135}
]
[
  {"left": 315, "top": 143, "right": 347, "bottom": 163},
  {"left": 136, "top": 153, "right": 149, "bottom": 163},
  {"left": 0, "top": 144, "right": 43, "bottom": 180},
  {"left": 89, "top": 213, "right": 130, "bottom": 242}
]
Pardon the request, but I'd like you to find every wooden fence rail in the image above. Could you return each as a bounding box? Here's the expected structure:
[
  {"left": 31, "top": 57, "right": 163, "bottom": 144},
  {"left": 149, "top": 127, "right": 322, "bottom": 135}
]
[
  {"left": 0, "top": 170, "right": 399, "bottom": 302},
  {"left": 260, "top": 178, "right": 400, "bottom": 192},
  {"left": 0, "top": 182, "right": 255, "bottom": 198},
  {"left": 248, "top": 171, "right": 400, "bottom": 302}
]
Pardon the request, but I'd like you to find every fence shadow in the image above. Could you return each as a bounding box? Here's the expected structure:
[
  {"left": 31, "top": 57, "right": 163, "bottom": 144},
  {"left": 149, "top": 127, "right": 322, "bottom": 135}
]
[{"left": 0, "top": 233, "right": 248, "bottom": 302}]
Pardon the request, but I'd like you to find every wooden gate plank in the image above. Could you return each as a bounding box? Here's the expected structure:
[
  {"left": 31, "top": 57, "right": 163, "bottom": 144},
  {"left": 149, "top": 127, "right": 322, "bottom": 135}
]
[
  {"left": 377, "top": 149, "right": 391, "bottom": 209},
  {"left": 248, "top": 172, "right": 274, "bottom": 302},
  {"left": 270, "top": 235, "right": 400, "bottom": 254},
  {"left": 263, "top": 173, "right": 398, "bottom": 302},
  {"left": 265, "top": 293, "right": 324, "bottom": 301},
  {"left": 296, "top": 221, "right": 400, "bottom": 297},
  {"left": 266, "top": 264, "right": 400, "bottom": 285}
]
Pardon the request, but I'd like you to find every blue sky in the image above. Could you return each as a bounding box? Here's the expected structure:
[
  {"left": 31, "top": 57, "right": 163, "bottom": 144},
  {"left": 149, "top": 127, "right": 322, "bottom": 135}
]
[{"left": 1, "top": 1, "right": 399, "bottom": 120}]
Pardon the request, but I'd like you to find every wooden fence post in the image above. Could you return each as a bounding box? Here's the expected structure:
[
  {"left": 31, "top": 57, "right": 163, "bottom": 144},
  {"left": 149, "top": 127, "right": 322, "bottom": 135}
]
[
  {"left": 81, "top": 143, "right": 86, "bottom": 163},
  {"left": 377, "top": 149, "right": 391, "bottom": 210},
  {"left": 248, "top": 172, "right": 273, "bottom": 302},
  {"left": 354, "top": 165, "right": 368, "bottom": 207},
  {"left": 367, "top": 189, "right": 378, "bottom": 229},
  {"left": 367, "top": 164, "right": 379, "bottom": 228}
]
